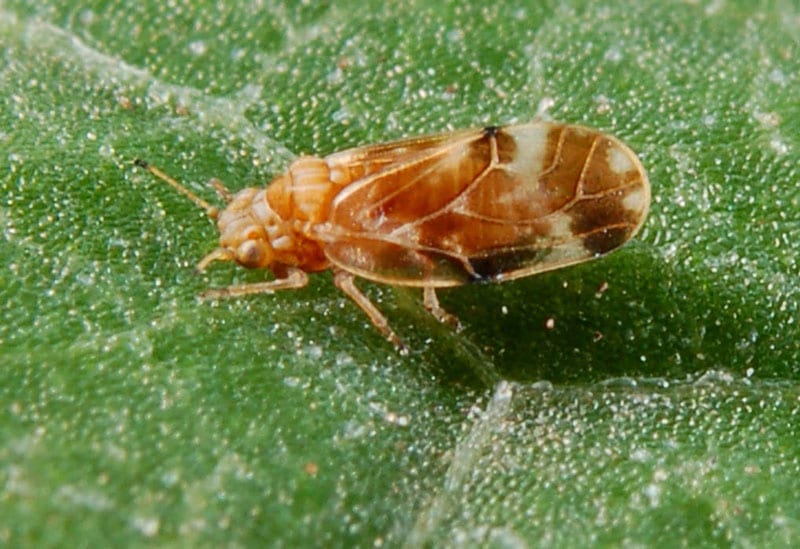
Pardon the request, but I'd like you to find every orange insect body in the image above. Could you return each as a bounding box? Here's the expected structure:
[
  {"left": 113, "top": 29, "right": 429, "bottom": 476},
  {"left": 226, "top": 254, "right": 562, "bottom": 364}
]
[{"left": 137, "top": 122, "right": 650, "bottom": 351}]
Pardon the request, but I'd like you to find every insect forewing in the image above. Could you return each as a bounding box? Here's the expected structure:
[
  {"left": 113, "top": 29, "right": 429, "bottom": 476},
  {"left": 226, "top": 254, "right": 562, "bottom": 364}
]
[
  {"left": 323, "top": 127, "right": 478, "bottom": 184},
  {"left": 322, "top": 122, "right": 649, "bottom": 287}
]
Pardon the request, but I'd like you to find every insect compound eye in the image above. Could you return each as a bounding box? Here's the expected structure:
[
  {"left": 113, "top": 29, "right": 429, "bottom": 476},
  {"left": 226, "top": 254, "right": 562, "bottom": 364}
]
[{"left": 235, "top": 239, "right": 266, "bottom": 268}]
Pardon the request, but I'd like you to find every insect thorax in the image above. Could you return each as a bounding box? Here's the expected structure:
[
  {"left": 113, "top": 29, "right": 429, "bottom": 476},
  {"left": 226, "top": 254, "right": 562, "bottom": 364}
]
[
  {"left": 214, "top": 156, "right": 340, "bottom": 272},
  {"left": 266, "top": 156, "right": 341, "bottom": 224}
]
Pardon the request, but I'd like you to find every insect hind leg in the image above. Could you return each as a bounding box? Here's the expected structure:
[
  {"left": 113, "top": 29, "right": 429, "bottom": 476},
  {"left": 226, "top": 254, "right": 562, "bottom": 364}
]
[
  {"left": 423, "top": 287, "right": 463, "bottom": 332},
  {"left": 333, "top": 270, "right": 408, "bottom": 354}
]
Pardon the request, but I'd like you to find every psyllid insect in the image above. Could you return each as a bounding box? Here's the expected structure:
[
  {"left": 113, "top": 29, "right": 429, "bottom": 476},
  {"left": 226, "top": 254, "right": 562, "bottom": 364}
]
[{"left": 135, "top": 122, "right": 650, "bottom": 352}]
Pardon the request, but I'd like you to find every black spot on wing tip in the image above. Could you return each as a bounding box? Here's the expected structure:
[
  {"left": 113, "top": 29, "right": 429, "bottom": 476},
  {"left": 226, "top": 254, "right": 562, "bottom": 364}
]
[
  {"left": 582, "top": 227, "right": 632, "bottom": 256},
  {"left": 467, "top": 271, "right": 491, "bottom": 284},
  {"left": 467, "top": 247, "right": 552, "bottom": 282}
]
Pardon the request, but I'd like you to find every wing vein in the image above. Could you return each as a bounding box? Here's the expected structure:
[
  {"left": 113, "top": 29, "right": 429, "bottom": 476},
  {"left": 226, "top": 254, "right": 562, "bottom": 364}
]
[{"left": 389, "top": 135, "right": 500, "bottom": 236}]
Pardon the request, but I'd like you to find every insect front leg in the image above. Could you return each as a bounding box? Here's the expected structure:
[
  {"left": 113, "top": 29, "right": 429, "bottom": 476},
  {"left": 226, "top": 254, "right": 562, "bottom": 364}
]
[
  {"left": 423, "top": 287, "right": 463, "bottom": 332},
  {"left": 199, "top": 266, "right": 309, "bottom": 299},
  {"left": 332, "top": 270, "right": 408, "bottom": 354}
]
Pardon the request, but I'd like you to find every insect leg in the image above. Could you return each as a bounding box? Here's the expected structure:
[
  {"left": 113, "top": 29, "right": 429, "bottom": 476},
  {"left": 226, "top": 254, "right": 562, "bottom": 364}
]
[
  {"left": 423, "top": 287, "right": 463, "bottom": 332},
  {"left": 199, "top": 267, "right": 309, "bottom": 299},
  {"left": 195, "top": 247, "right": 235, "bottom": 273},
  {"left": 332, "top": 270, "right": 408, "bottom": 354}
]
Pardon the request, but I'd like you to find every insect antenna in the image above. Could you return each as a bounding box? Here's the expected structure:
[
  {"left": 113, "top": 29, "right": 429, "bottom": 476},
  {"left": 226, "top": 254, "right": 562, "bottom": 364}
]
[
  {"left": 133, "top": 158, "right": 221, "bottom": 219},
  {"left": 208, "top": 178, "right": 232, "bottom": 204}
]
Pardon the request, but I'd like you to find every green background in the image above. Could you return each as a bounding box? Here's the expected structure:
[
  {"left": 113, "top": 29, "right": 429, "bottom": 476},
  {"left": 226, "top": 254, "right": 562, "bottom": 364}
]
[{"left": 2, "top": 0, "right": 799, "bottom": 546}]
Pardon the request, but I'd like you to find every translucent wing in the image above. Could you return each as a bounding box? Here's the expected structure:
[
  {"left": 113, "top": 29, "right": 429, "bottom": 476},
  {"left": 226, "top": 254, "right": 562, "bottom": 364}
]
[
  {"left": 321, "top": 123, "right": 650, "bottom": 287},
  {"left": 323, "top": 127, "right": 479, "bottom": 184}
]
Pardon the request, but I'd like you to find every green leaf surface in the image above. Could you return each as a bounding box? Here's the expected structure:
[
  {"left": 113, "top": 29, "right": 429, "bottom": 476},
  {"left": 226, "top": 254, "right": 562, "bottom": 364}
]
[{"left": 2, "top": 0, "right": 799, "bottom": 546}]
